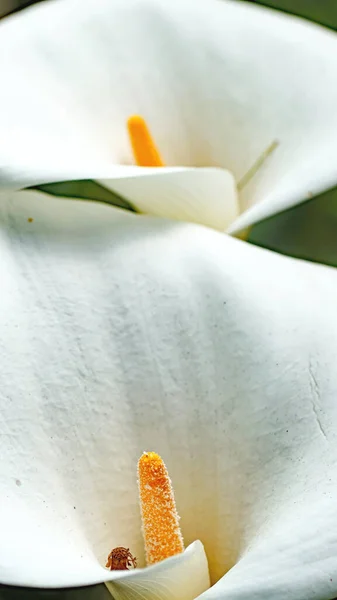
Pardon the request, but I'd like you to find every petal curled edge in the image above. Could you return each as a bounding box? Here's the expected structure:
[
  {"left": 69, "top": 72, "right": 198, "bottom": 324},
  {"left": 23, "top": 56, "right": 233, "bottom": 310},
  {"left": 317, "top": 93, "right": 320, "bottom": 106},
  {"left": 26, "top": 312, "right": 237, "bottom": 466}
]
[
  {"left": 106, "top": 541, "right": 209, "bottom": 600},
  {"left": 1, "top": 164, "right": 238, "bottom": 233},
  {"left": 99, "top": 167, "right": 238, "bottom": 231}
]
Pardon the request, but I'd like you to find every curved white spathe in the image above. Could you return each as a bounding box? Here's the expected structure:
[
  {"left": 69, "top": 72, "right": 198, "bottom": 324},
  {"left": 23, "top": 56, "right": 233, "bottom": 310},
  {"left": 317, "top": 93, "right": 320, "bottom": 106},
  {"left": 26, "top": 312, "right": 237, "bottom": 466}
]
[
  {"left": 0, "top": 0, "right": 337, "bottom": 232},
  {"left": 106, "top": 541, "right": 209, "bottom": 600},
  {"left": 0, "top": 163, "right": 239, "bottom": 232},
  {"left": 1, "top": 189, "right": 337, "bottom": 599}
]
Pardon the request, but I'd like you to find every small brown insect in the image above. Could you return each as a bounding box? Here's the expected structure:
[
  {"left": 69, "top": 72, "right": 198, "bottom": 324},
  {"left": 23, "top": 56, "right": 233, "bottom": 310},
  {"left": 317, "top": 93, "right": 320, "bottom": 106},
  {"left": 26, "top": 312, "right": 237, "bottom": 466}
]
[{"left": 106, "top": 547, "right": 137, "bottom": 571}]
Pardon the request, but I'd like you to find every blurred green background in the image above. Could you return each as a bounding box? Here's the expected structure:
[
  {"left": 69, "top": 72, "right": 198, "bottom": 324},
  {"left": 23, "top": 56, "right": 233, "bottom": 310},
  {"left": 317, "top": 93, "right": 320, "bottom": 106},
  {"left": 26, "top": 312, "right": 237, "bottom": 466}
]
[
  {"left": 248, "top": 0, "right": 337, "bottom": 29},
  {"left": 2, "top": 0, "right": 337, "bottom": 29}
]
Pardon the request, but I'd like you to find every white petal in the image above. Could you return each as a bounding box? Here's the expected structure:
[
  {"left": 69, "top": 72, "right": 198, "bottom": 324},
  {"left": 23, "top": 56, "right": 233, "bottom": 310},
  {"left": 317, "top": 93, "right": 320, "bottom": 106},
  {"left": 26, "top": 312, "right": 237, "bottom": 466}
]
[
  {"left": 99, "top": 167, "right": 238, "bottom": 231},
  {"left": 1, "top": 163, "right": 238, "bottom": 232},
  {"left": 106, "top": 541, "right": 209, "bottom": 600},
  {"left": 1, "top": 189, "right": 337, "bottom": 597},
  {"left": 198, "top": 497, "right": 337, "bottom": 599},
  {"left": 0, "top": 0, "right": 336, "bottom": 229}
]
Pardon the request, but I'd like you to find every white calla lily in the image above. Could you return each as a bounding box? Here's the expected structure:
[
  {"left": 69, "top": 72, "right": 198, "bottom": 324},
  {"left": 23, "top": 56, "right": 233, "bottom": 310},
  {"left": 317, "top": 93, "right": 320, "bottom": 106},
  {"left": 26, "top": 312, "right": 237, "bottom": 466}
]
[
  {"left": 1, "top": 0, "right": 337, "bottom": 233},
  {"left": 1, "top": 189, "right": 337, "bottom": 600},
  {"left": 1, "top": 0, "right": 337, "bottom": 599}
]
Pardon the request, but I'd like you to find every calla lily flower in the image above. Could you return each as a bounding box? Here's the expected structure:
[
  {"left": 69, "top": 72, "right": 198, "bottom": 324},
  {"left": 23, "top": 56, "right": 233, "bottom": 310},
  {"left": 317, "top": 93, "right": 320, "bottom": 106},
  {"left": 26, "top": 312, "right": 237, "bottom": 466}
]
[
  {"left": 1, "top": 1, "right": 337, "bottom": 600},
  {"left": 1, "top": 0, "right": 337, "bottom": 236},
  {"left": 2, "top": 191, "right": 337, "bottom": 600}
]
